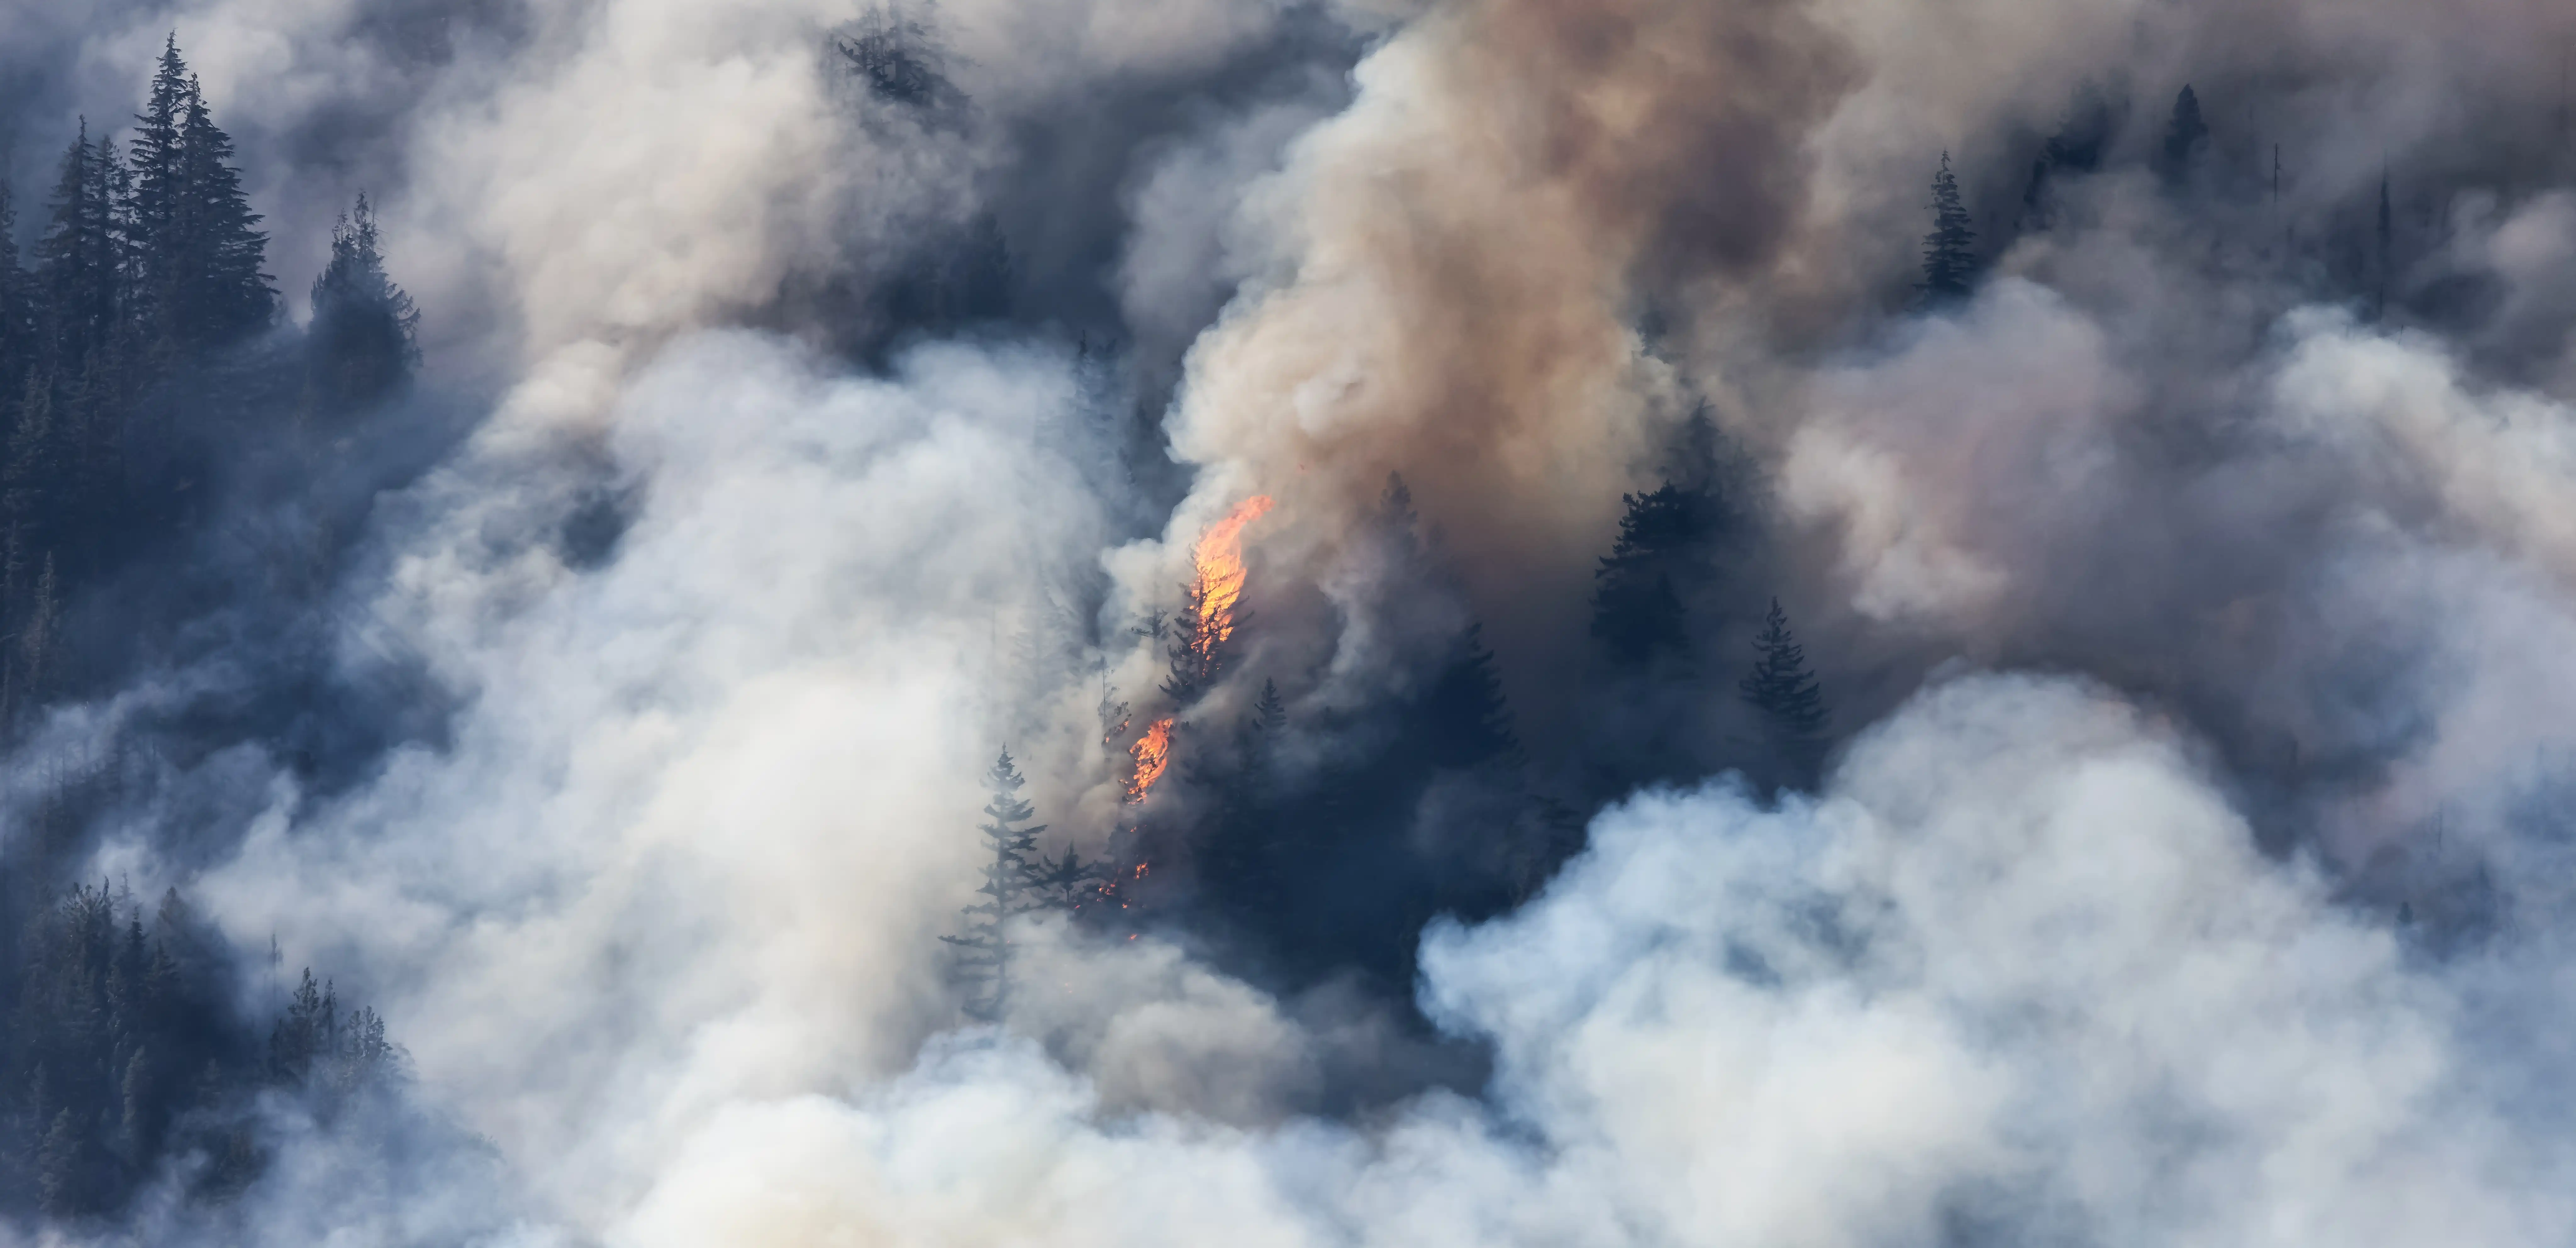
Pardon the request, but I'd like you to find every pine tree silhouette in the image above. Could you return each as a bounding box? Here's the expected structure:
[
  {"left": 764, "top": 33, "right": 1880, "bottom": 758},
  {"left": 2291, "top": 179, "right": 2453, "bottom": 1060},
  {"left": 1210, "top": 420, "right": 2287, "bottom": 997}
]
[
  {"left": 1919, "top": 152, "right": 1979, "bottom": 303},
  {"left": 2160, "top": 85, "right": 2211, "bottom": 187},
  {"left": 941, "top": 750, "right": 1051, "bottom": 1022},
  {"left": 1591, "top": 485, "right": 1711, "bottom": 664},
  {"left": 307, "top": 193, "right": 420, "bottom": 412},
  {"left": 1739, "top": 599, "right": 1831, "bottom": 790}
]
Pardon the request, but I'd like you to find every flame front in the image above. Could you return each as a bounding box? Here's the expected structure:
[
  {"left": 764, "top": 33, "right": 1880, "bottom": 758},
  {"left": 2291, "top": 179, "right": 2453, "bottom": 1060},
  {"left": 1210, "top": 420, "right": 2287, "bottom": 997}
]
[
  {"left": 1125, "top": 497, "right": 1273, "bottom": 807},
  {"left": 1125, "top": 717, "right": 1174, "bottom": 803},
  {"left": 1184, "top": 495, "right": 1274, "bottom": 665}
]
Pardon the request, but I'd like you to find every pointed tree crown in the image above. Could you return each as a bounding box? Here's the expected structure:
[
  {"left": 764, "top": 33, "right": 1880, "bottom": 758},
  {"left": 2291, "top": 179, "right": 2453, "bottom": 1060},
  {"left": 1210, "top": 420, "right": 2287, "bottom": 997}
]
[
  {"left": 1919, "top": 152, "right": 1979, "bottom": 302},
  {"left": 1739, "top": 598, "right": 1829, "bottom": 742},
  {"left": 2162, "top": 84, "right": 2211, "bottom": 181}
]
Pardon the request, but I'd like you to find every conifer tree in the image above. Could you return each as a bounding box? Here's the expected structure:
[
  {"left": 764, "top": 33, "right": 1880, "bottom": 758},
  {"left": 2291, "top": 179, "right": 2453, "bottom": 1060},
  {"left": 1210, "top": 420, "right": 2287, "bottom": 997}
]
[
  {"left": 941, "top": 750, "right": 1050, "bottom": 1022},
  {"left": 2160, "top": 85, "right": 2211, "bottom": 186},
  {"left": 36, "top": 125, "right": 119, "bottom": 375},
  {"left": 267, "top": 968, "right": 336, "bottom": 1084},
  {"left": 1421, "top": 624, "right": 1518, "bottom": 769},
  {"left": 171, "top": 75, "right": 274, "bottom": 348},
  {"left": 1919, "top": 152, "right": 1979, "bottom": 303},
  {"left": 1199, "top": 678, "right": 1289, "bottom": 915},
  {"left": 1739, "top": 599, "right": 1831, "bottom": 789},
  {"left": 1161, "top": 577, "right": 1217, "bottom": 705},
  {"left": 0, "top": 185, "right": 31, "bottom": 399},
  {"left": 306, "top": 193, "right": 419, "bottom": 412},
  {"left": 1591, "top": 485, "right": 1709, "bottom": 664},
  {"left": 126, "top": 35, "right": 192, "bottom": 344}
]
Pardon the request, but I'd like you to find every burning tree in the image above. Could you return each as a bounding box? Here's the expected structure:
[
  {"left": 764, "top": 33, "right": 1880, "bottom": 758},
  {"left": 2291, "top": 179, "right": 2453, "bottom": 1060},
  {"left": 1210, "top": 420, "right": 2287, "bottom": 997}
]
[
  {"left": 1091, "top": 497, "right": 1279, "bottom": 928},
  {"left": 1160, "top": 495, "right": 1273, "bottom": 707},
  {"left": 942, "top": 750, "right": 1051, "bottom": 1022}
]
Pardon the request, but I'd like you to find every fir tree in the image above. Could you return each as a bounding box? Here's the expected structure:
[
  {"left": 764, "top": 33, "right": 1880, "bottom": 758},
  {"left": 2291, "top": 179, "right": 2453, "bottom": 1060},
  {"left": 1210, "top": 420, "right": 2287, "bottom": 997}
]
[
  {"left": 36, "top": 126, "right": 119, "bottom": 375},
  {"left": 1739, "top": 599, "right": 1831, "bottom": 790},
  {"left": 1161, "top": 577, "right": 1217, "bottom": 705},
  {"left": 171, "top": 75, "right": 274, "bottom": 348},
  {"left": 126, "top": 35, "right": 192, "bottom": 345},
  {"left": 1591, "top": 485, "right": 1710, "bottom": 665},
  {"left": 306, "top": 193, "right": 419, "bottom": 413},
  {"left": 1421, "top": 624, "right": 1518, "bottom": 769},
  {"left": 267, "top": 968, "right": 335, "bottom": 1084},
  {"left": 0, "top": 184, "right": 32, "bottom": 397},
  {"left": 2160, "top": 85, "right": 2211, "bottom": 187},
  {"left": 1919, "top": 152, "right": 1979, "bottom": 303},
  {"left": 1198, "top": 678, "right": 1290, "bottom": 916},
  {"left": 941, "top": 751, "right": 1051, "bottom": 1023}
]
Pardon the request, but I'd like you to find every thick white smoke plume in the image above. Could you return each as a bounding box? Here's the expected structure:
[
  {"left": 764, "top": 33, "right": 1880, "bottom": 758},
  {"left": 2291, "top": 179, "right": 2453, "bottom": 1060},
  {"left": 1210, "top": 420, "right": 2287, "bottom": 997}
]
[
  {"left": 11, "top": 0, "right": 2576, "bottom": 1241},
  {"left": 376, "top": 673, "right": 2576, "bottom": 1247}
]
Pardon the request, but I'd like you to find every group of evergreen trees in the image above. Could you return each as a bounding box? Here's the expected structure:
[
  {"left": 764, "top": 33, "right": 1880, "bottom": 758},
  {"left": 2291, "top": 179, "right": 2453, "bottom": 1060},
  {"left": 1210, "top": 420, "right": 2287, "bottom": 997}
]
[
  {"left": 0, "top": 883, "right": 403, "bottom": 1224},
  {"left": 1925, "top": 75, "right": 2529, "bottom": 313},
  {"left": 0, "top": 36, "right": 417, "bottom": 726},
  {"left": 947, "top": 452, "right": 1837, "bottom": 1019},
  {"left": 0, "top": 38, "right": 427, "bottom": 1234}
]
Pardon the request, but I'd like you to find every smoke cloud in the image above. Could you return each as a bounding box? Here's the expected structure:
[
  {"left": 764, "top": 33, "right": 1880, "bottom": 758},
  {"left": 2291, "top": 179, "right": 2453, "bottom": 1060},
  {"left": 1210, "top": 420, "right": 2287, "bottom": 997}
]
[{"left": 10, "top": 0, "right": 2576, "bottom": 1241}]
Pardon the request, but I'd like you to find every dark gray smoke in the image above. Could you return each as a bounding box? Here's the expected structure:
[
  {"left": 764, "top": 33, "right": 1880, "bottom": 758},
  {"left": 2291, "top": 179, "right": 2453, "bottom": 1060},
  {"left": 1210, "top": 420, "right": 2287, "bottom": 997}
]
[{"left": 7, "top": 0, "right": 2576, "bottom": 1242}]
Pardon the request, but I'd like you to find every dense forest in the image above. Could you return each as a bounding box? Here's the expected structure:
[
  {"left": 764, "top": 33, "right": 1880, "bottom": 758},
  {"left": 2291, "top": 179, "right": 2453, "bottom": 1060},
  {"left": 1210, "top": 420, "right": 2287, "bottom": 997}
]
[
  {"left": 0, "top": 5, "right": 2572, "bottom": 1242},
  {"left": 0, "top": 38, "right": 419, "bottom": 1234}
]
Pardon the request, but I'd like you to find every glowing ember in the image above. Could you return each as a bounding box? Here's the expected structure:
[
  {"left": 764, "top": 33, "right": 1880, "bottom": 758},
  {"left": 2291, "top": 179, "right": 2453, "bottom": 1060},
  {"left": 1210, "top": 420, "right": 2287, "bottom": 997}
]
[
  {"left": 1181, "top": 495, "right": 1274, "bottom": 671},
  {"left": 1125, "top": 717, "right": 1174, "bottom": 803}
]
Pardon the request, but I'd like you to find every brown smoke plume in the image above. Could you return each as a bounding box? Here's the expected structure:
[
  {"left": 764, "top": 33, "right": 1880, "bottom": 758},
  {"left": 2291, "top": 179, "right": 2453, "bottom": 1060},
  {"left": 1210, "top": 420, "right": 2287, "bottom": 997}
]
[{"left": 1156, "top": 0, "right": 1856, "bottom": 729}]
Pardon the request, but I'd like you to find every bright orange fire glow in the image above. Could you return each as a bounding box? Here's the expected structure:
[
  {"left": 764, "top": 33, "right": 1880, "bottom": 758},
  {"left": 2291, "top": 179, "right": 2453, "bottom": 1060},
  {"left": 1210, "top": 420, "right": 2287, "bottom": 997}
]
[
  {"left": 1185, "top": 495, "right": 1274, "bottom": 663},
  {"left": 1125, "top": 717, "right": 1174, "bottom": 803}
]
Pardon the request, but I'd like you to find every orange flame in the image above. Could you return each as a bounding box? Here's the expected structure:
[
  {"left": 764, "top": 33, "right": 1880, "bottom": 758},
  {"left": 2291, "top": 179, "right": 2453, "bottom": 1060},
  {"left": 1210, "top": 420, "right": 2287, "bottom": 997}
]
[
  {"left": 1125, "top": 717, "right": 1174, "bottom": 803},
  {"left": 1185, "top": 495, "right": 1274, "bottom": 663}
]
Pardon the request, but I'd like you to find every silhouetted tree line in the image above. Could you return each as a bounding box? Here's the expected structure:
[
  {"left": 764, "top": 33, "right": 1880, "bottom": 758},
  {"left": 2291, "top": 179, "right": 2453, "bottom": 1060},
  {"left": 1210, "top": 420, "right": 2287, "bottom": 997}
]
[
  {"left": 0, "top": 36, "right": 419, "bottom": 728},
  {"left": 0, "top": 881, "right": 403, "bottom": 1226},
  {"left": 1931, "top": 77, "right": 2576, "bottom": 318}
]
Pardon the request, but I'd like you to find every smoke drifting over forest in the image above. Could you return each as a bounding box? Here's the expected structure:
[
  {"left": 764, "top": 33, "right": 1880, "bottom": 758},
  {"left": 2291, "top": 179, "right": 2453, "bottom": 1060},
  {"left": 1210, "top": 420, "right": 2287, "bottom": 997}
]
[{"left": 1, "top": 0, "right": 2575, "bottom": 1241}]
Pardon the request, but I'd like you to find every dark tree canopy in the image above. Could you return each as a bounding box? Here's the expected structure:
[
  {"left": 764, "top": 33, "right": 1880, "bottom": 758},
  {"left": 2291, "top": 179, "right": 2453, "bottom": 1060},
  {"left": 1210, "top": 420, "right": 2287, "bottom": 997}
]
[
  {"left": 0, "top": 37, "right": 413, "bottom": 737},
  {"left": 1920, "top": 152, "right": 1979, "bottom": 302},
  {"left": 307, "top": 193, "right": 421, "bottom": 413},
  {"left": 1592, "top": 484, "right": 1715, "bottom": 665},
  {"left": 1422, "top": 624, "right": 1520, "bottom": 770},
  {"left": 2161, "top": 84, "right": 2212, "bottom": 186},
  {"left": 0, "top": 883, "right": 404, "bottom": 1221},
  {"left": 1739, "top": 599, "right": 1832, "bottom": 790}
]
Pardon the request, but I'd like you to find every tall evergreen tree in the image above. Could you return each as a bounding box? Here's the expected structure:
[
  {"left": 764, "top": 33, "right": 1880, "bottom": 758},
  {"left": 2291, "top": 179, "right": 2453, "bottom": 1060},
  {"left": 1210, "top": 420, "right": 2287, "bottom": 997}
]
[
  {"left": 941, "top": 751, "right": 1050, "bottom": 1023},
  {"left": 1198, "top": 679, "right": 1289, "bottom": 917},
  {"left": 306, "top": 193, "right": 419, "bottom": 412},
  {"left": 35, "top": 125, "right": 119, "bottom": 376},
  {"left": 2160, "top": 85, "right": 2211, "bottom": 186},
  {"left": 1739, "top": 599, "right": 1831, "bottom": 790},
  {"left": 1919, "top": 152, "right": 1979, "bottom": 303},
  {"left": 126, "top": 35, "right": 192, "bottom": 344},
  {"left": 0, "top": 185, "right": 31, "bottom": 393},
  {"left": 1420, "top": 624, "right": 1518, "bottom": 769},
  {"left": 170, "top": 75, "right": 274, "bottom": 349},
  {"left": 1591, "top": 485, "right": 1711, "bottom": 665}
]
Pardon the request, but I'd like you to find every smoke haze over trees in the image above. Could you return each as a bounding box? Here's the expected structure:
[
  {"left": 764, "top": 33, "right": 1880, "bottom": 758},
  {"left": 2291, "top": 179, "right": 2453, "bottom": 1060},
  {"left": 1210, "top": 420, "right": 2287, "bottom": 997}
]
[{"left": 2, "top": 0, "right": 2576, "bottom": 1244}]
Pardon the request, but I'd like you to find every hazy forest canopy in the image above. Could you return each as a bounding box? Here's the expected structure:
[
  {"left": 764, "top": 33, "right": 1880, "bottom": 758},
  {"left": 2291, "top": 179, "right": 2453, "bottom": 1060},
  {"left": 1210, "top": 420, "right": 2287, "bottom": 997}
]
[{"left": 0, "top": 0, "right": 2573, "bottom": 1244}]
